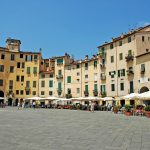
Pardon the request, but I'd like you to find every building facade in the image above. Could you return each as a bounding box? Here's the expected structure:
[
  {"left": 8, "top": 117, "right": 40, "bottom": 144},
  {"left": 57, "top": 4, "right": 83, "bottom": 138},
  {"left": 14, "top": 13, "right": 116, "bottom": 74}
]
[{"left": 0, "top": 25, "right": 150, "bottom": 105}]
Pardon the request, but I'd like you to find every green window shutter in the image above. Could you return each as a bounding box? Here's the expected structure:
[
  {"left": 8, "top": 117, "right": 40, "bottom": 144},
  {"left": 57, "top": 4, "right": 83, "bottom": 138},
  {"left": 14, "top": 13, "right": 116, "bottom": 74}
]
[
  {"left": 128, "top": 50, "right": 132, "bottom": 55},
  {"left": 67, "top": 76, "right": 71, "bottom": 83},
  {"left": 94, "top": 61, "right": 97, "bottom": 67},
  {"left": 58, "top": 82, "right": 62, "bottom": 90},
  {"left": 57, "top": 58, "right": 63, "bottom": 64},
  {"left": 85, "top": 85, "right": 88, "bottom": 92},
  {"left": 33, "top": 67, "right": 37, "bottom": 74},
  {"left": 27, "top": 67, "right": 30, "bottom": 74},
  {"left": 123, "top": 69, "right": 125, "bottom": 76},
  {"left": 94, "top": 84, "right": 97, "bottom": 91},
  {"left": 118, "top": 70, "right": 120, "bottom": 77},
  {"left": 49, "top": 80, "right": 53, "bottom": 87}
]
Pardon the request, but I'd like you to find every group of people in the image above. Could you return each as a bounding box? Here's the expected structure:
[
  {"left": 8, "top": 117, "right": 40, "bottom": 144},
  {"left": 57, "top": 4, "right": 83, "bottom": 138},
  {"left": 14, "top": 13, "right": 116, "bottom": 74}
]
[{"left": 17, "top": 101, "right": 36, "bottom": 109}]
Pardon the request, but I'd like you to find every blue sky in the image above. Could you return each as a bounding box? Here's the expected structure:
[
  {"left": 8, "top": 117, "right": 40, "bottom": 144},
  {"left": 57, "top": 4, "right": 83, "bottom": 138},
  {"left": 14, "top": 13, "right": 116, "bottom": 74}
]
[{"left": 0, "top": 0, "right": 149, "bottom": 59}]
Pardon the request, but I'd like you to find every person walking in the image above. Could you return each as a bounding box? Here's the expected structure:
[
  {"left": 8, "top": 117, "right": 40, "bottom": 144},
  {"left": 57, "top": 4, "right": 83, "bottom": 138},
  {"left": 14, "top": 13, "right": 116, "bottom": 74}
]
[
  {"left": 33, "top": 101, "right": 36, "bottom": 109},
  {"left": 90, "top": 102, "right": 95, "bottom": 112},
  {"left": 17, "top": 102, "right": 20, "bottom": 110}
]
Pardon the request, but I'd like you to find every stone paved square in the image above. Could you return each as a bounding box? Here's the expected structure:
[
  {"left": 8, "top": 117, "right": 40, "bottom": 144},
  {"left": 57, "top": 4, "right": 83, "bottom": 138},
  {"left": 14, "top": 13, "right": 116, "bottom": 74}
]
[{"left": 0, "top": 107, "right": 150, "bottom": 150}]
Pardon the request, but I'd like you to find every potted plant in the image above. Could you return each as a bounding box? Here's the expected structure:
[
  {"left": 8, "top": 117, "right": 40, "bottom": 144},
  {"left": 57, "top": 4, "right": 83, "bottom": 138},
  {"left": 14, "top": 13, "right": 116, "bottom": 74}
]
[
  {"left": 113, "top": 105, "right": 119, "bottom": 114},
  {"left": 144, "top": 106, "right": 150, "bottom": 118},
  {"left": 124, "top": 105, "right": 132, "bottom": 116}
]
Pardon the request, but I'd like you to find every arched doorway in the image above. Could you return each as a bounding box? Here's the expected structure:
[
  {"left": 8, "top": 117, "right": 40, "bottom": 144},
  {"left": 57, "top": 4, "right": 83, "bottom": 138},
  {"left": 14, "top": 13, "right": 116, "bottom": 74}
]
[
  {"left": 0, "top": 91, "right": 4, "bottom": 104},
  {"left": 140, "top": 87, "right": 149, "bottom": 93},
  {"left": 140, "top": 87, "right": 150, "bottom": 105},
  {"left": 8, "top": 98, "right": 13, "bottom": 106},
  {"left": 15, "top": 99, "right": 19, "bottom": 106}
]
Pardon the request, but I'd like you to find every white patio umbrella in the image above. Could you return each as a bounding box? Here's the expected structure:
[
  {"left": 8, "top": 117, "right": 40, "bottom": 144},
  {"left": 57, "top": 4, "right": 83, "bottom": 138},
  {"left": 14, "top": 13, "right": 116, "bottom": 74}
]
[
  {"left": 24, "top": 96, "right": 44, "bottom": 101},
  {"left": 122, "top": 93, "right": 140, "bottom": 100},
  {"left": 0, "top": 97, "right": 4, "bottom": 100},
  {"left": 138, "top": 91, "right": 150, "bottom": 100},
  {"left": 45, "top": 96, "right": 58, "bottom": 100},
  {"left": 100, "top": 97, "right": 114, "bottom": 101}
]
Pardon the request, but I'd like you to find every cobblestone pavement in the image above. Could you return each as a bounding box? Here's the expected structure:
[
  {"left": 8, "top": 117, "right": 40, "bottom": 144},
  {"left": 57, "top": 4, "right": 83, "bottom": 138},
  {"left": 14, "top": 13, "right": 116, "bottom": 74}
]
[{"left": 0, "top": 107, "right": 150, "bottom": 150}]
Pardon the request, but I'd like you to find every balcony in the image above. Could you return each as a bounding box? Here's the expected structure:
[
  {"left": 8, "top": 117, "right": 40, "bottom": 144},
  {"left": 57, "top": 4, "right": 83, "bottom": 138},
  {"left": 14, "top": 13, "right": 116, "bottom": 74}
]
[
  {"left": 100, "top": 63, "right": 105, "bottom": 68},
  {"left": 84, "top": 91, "right": 89, "bottom": 97},
  {"left": 25, "top": 87, "right": 30, "bottom": 91},
  {"left": 127, "top": 68, "right": 134, "bottom": 75},
  {"left": 101, "top": 74, "right": 106, "bottom": 80},
  {"left": 93, "top": 90, "right": 98, "bottom": 96},
  {"left": 140, "top": 68, "right": 145, "bottom": 74},
  {"left": 56, "top": 74, "right": 63, "bottom": 79},
  {"left": 66, "top": 94, "right": 72, "bottom": 99},
  {"left": 125, "top": 54, "right": 134, "bottom": 62},
  {"left": 101, "top": 92, "right": 107, "bottom": 98}
]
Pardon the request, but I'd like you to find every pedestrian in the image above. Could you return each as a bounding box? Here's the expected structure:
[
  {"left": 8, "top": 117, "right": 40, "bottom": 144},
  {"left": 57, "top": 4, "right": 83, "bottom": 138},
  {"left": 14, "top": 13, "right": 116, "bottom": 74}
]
[
  {"left": 33, "top": 101, "right": 36, "bottom": 109},
  {"left": 22, "top": 101, "right": 25, "bottom": 109},
  {"left": 90, "top": 102, "right": 95, "bottom": 112},
  {"left": 17, "top": 102, "right": 20, "bottom": 110}
]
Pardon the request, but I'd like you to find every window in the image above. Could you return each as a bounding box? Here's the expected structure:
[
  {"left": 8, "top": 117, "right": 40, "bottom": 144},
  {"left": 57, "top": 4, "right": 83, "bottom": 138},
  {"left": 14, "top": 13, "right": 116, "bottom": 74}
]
[
  {"left": 49, "top": 91, "right": 53, "bottom": 96},
  {"left": 16, "top": 90, "right": 19, "bottom": 95},
  {"left": 77, "top": 88, "right": 80, "bottom": 94},
  {"left": 41, "top": 81, "right": 45, "bottom": 87},
  {"left": 119, "top": 53, "right": 123, "bottom": 60},
  {"left": 10, "top": 66, "right": 14, "bottom": 73},
  {"left": 33, "top": 67, "right": 37, "bottom": 74},
  {"left": 77, "top": 79, "right": 80, "bottom": 82},
  {"left": 76, "top": 64, "right": 80, "bottom": 68},
  {"left": 49, "top": 80, "right": 53, "bottom": 87},
  {"left": 128, "top": 37, "right": 131, "bottom": 43},
  {"left": 142, "top": 36, "right": 145, "bottom": 42},
  {"left": 16, "top": 76, "right": 20, "bottom": 81},
  {"left": 21, "top": 76, "right": 24, "bottom": 82},
  {"left": 94, "top": 84, "right": 97, "bottom": 91},
  {"left": 1, "top": 54, "right": 5, "bottom": 59},
  {"left": 111, "top": 56, "right": 114, "bottom": 63},
  {"left": 26, "top": 81, "right": 30, "bottom": 88},
  {"left": 101, "top": 85, "right": 106, "bottom": 93},
  {"left": 120, "top": 83, "right": 124, "bottom": 91},
  {"left": 85, "top": 63, "right": 88, "bottom": 70},
  {"left": 148, "top": 37, "right": 150, "bottom": 41},
  {"left": 85, "top": 85, "right": 88, "bottom": 92},
  {"left": 33, "top": 81, "right": 36, "bottom": 88},
  {"left": 119, "top": 41, "right": 122, "bottom": 46},
  {"left": 27, "top": 67, "right": 30, "bottom": 74},
  {"left": 32, "top": 91, "right": 36, "bottom": 95},
  {"left": 77, "top": 72, "right": 80, "bottom": 76},
  {"left": 0, "top": 79, "right": 3, "bottom": 86},
  {"left": 141, "top": 64, "right": 145, "bottom": 72},
  {"left": 20, "top": 90, "right": 24, "bottom": 95},
  {"left": 58, "top": 82, "right": 62, "bottom": 90},
  {"left": 34, "top": 55, "right": 38, "bottom": 60},
  {"left": 26, "top": 91, "right": 30, "bottom": 95},
  {"left": 57, "top": 58, "right": 63, "bottom": 65},
  {"left": 111, "top": 84, "right": 115, "bottom": 91},
  {"left": 0, "top": 65, "right": 4, "bottom": 72},
  {"left": 67, "top": 76, "right": 71, "bottom": 83},
  {"left": 50, "top": 74, "right": 53, "bottom": 78},
  {"left": 118, "top": 69, "right": 125, "bottom": 77},
  {"left": 20, "top": 54, "right": 23, "bottom": 58},
  {"left": 41, "top": 74, "right": 45, "bottom": 78},
  {"left": 9, "top": 80, "right": 13, "bottom": 90},
  {"left": 58, "top": 70, "right": 62, "bottom": 75},
  {"left": 130, "top": 81, "right": 134, "bottom": 93},
  {"left": 85, "top": 75, "right": 88, "bottom": 79},
  {"left": 128, "top": 50, "right": 132, "bottom": 55},
  {"left": 26, "top": 55, "right": 32, "bottom": 61},
  {"left": 94, "top": 61, "right": 97, "bottom": 68},
  {"left": 17, "top": 62, "right": 20, "bottom": 68},
  {"left": 110, "top": 44, "right": 113, "bottom": 49},
  {"left": 22, "top": 63, "right": 25, "bottom": 68},
  {"left": 11, "top": 54, "right": 15, "bottom": 60}
]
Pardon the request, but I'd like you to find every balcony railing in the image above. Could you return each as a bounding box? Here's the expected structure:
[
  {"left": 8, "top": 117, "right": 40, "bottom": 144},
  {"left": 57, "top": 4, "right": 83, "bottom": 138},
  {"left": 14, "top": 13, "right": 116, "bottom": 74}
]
[
  {"left": 93, "top": 90, "right": 98, "bottom": 96},
  {"left": 25, "top": 87, "right": 30, "bottom": 91},
  {"left": 56, "top": 75, "right": 63, "bottom": 79},
  {"left": 101, "top": 92, "right": 107, "bottom": 98},
  {"left": 126, "top": 68, "right": 134, "bottom": 75},
  {"left": 101, "top": 74, "right": 106, "bottom": 80},
  {"left": 125, "top": 54, "right": 134, "bottom": 62},
  {"left": 84, "top": 91, "right": 89, "bottom": 97}
]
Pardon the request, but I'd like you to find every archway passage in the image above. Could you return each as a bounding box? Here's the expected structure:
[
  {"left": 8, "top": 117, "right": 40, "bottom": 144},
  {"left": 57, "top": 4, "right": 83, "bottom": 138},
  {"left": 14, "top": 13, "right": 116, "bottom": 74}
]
[
  {"left": 0, "top": 91, "right": 4, "bottom": 104},
  {"left": 8, "top": 98, "right": 13, "bottom": 106},
  {"left": 140, "top": 87, "right": 149, "bottom": 93}
]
